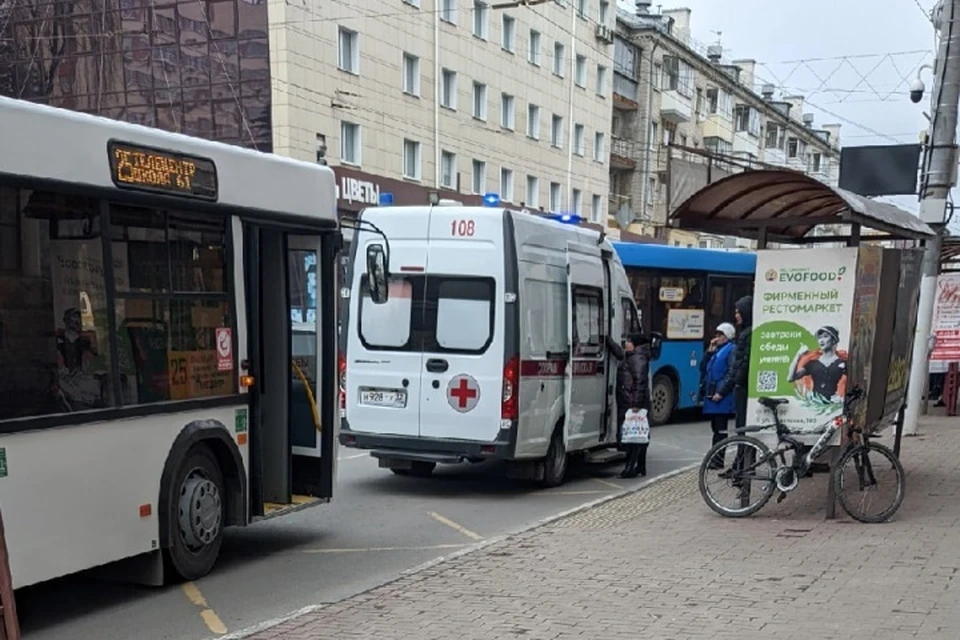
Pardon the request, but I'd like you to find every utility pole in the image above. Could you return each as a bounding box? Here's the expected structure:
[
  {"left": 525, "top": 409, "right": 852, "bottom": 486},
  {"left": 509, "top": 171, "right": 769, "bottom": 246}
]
[{"left": 903, "top": 0, "right": 960, "bottom": 436}]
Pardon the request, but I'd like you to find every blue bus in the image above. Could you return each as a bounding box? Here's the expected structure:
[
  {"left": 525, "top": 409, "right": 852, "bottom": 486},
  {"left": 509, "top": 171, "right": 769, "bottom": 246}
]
[{"left": 613, "top": 243, "right": 756, "bottom": 425}]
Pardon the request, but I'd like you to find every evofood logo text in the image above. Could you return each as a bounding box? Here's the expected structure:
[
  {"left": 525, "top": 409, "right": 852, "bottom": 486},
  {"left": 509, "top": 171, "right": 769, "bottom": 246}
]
[{"left": 777, "top": 265, "right": 846, "bottom": 283}]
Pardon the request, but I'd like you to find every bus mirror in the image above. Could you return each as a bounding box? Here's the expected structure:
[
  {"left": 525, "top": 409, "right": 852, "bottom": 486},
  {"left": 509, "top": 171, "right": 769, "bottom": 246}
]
[
  {"left": 366, "top": 244, "right": 389, "bottom": 304},
  {"left": 649, "top": 332, "right": 663, "bottom": 360}
]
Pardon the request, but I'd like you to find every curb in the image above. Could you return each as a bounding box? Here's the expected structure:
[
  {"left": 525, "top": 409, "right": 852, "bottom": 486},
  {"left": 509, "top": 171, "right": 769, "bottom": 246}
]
[{"left": 220, "top": 462, "right": 700, "bottom": 640}]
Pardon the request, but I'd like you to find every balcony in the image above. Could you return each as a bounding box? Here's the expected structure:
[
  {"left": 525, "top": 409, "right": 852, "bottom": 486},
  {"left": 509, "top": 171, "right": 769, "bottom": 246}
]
[
  {"left": 701, "top": 115, "right": 734, "bottom": 142},
  {"left": 610, "top": 137, "right": 637, "bottom": 170},
  {"left": 609, "top": 194, "right": 632, "bottom": 215},
  {"left": 613, "top": 74, "right": 639, "bottom": 110},
  {"left": 660, "top": 90, "right": 693, "bottom": 123},
  {"left": 732, "top": 131, "right": 759, "bottom": 156}
]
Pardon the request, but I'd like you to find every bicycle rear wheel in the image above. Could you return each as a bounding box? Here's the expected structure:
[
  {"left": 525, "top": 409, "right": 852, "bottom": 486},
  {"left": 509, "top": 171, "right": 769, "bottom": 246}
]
[
  {"left": 835, "top": 441, "right": 905, "bottom": 523},
  {"left": 699, "top": 435, "right": 777, "bottom": 518}
]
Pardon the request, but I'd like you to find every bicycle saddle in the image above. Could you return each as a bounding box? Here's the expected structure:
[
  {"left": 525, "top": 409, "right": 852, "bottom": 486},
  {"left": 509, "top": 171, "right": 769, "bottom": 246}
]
[{"left": 758, "top": 397, "right": 789, "bottom": 409}]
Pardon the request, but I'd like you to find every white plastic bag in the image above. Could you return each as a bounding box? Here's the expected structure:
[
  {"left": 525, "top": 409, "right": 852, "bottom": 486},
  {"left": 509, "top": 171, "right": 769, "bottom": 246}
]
[{"left": 621, "top": 408, "right": 650, "bottom": 444}]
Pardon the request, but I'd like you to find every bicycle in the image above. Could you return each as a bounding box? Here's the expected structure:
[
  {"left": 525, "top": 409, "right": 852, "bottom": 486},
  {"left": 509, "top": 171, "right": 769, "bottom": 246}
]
[{"left": 698, "top": 387, "right": 906, "bottom": 523}]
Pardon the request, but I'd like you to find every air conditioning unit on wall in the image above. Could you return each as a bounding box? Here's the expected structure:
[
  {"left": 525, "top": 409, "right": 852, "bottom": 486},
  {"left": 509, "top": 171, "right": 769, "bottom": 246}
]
[{"left": 595, "top": 24, "right": 614, "bottom": 44}]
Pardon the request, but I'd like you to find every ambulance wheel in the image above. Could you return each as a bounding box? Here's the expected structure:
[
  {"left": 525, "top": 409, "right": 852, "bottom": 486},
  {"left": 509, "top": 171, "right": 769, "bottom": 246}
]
[
  {"left": 165, "top": 445, "right": 224, "bottom": 582},
  {"left": 541, "top": 429, "right": 568, "bottom": 488}
]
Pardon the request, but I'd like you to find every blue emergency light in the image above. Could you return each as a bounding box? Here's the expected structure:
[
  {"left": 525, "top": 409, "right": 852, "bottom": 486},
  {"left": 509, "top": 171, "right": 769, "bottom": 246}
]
[
  {"left": 379, "top": 192, "right": 394, "bottom": 206},
  {"left": 482, "top": 193, "right": 501, "bottom": 207},
  {"left": 541, "top": 213, "right": 584, "bottom": 224}
]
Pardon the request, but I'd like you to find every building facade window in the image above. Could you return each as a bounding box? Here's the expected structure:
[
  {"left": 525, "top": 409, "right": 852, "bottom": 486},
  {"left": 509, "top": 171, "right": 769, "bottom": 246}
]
[
  {"left": 573, "top": 124, "right": 585, "bottom": 156},
  {"left": 337, "top": 27, "right": 359, "bottom": 74},
  {"left": 529, "top": 30, "right": 541, "bottom": 65},
  {"left": 500, "top": 168, "right": 515, "bottom": 202},
  {"left": 441, "top": 151, "right": 457, "bottom": 188},
  {"left": 402, "top": 53, "right": 420, "bottom": 96},
  {"left": 441, "top": 69, "right": 457, "bottom": 109},
  {"left": 501, "top": 93, "right": 516, "bottom": 130},
  {"left": 403, "top": 139, "right": 422, "bottom": 179},
  {"left": 596, "top": 65, "right": 607, "bottom": 96},
  {"left": 549, "top": 182, "right": 562, "bottom": 212},
  {"left": 551, "top": 114, "right": 563, "bottom": 147},
  {"left": 575, "top": 55, "right": 587, "bottom": 87},
  {"left": 553, "top": 42, "right": 565, "bottom": 76},
  {"left": 473, "top": 82, "right": 487, "bottom": 120},
  {"left": 440, "top": 0, "right": 457, "bottom": 24},
  {"left": 527, "top": 104, "right": 540, "bottom": 139},
  {"left": 473, "top": 0, "right": 489, "bottom": 39},
  {"left": 340, "top": 121, "right": 361, "bottom": 165},
  {"left": 526, "top": 175, "right": 540, "bottom": 208},
  {"left": 502, "top": 15, "right": 516, "bottom": 52},
  {"left": 594, "top": 131, "right": 605, "bottom": 161},
  {"left": 472, "top": 160, "right": 486, "bottom": 193}
]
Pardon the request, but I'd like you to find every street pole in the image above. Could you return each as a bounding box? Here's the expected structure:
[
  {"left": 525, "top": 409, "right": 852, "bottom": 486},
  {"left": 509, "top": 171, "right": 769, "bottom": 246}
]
[{"left": 903, "top": 0, "right": 960, "bottom": 436}]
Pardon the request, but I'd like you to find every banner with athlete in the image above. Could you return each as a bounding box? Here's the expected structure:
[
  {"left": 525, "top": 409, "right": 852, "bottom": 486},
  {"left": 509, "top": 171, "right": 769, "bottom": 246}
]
[{"left": 748, "top": 248, "right": 859, "bottom": 437}]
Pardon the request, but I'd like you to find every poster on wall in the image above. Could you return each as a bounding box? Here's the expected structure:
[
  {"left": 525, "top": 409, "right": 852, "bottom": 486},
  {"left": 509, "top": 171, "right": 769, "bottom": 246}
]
[
  {"left": 883, "top": 249, "right": 923, "bottom": 419},
  {"left": 931, "top": 272, "right": 960, "bottom": 361},
  {"left": 749, "top": 248, "right": 858, "bottom": 436}
]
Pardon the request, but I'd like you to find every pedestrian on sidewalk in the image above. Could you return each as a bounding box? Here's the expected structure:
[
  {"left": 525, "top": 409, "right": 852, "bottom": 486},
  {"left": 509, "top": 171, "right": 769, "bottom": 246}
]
[
  {"left": 617, "top": 332, "right": 651, "bottom": 479},
  {"left": 731, "top": 296, "right": 754, "bottom": 431},
  {"left": 700, "top": 322, "right": 737, "bottom": 468}
]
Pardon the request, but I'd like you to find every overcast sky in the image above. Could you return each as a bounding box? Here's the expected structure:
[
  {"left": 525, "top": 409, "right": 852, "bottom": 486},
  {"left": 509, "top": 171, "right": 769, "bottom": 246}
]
[{"left": 617, "top": 0, "right": 940, "bottom": 215}]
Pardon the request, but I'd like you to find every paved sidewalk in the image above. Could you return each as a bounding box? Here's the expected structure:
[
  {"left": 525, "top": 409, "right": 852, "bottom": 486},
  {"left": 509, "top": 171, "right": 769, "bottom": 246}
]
[{"left": 242, "top": 415, "right": 960, "bottom": 640}]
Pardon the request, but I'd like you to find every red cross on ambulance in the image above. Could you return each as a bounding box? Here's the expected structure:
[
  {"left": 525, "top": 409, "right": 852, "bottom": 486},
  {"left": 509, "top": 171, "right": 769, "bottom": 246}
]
[{"left": 447, "top": 374, "right": 480, "bottom": 413}]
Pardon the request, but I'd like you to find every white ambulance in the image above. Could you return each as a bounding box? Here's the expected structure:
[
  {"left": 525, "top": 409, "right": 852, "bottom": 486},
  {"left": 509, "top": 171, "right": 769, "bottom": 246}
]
[{"left": 339, "top": 205, "right": 656, "bottom": 487}]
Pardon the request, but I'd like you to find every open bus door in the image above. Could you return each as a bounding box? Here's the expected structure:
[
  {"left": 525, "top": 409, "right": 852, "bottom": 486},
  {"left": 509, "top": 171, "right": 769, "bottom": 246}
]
[{"left": 244, "top": 225, "right": 338, "bottom": 519}]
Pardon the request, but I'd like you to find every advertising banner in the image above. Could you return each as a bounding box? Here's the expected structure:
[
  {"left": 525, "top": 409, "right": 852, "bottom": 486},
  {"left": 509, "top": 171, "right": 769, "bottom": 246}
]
[
  {"left": 883, "top": 249, "right": 923, "bottom": 418},
  {"left": 848, "top": 245, "right": 882, "bottom": 430},
  {"left": 931, "top": 272, "right": 960, "bottom": 361},
  {"left": 749, "top": 249, "right": 858, "bottom": 437}
]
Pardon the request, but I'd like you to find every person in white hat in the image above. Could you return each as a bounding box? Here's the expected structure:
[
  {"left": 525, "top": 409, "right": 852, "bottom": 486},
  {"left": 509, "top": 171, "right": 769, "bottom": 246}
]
[{"left": 700, "top": 322, "right": 737, "bottom": 468}]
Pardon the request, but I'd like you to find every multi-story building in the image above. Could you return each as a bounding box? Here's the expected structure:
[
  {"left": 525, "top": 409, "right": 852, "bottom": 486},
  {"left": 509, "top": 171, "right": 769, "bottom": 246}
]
[
  {"left": 1, "top": 0, "right": 616, "bottom": 228},
  {"left": 608, "top": 2, "right": 842, "bottom": 248}
]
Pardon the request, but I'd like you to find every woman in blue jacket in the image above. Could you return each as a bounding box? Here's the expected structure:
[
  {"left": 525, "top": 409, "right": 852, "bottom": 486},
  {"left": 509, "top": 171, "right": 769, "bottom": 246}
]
[{"left": 700, "top": 322, "right": 737, "bottom": 469}]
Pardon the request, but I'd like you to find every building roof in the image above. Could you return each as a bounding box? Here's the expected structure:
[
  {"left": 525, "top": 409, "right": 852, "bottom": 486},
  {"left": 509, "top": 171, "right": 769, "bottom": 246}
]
[{"left": 668, "top": 169, "right": 933, "bottom": 242}]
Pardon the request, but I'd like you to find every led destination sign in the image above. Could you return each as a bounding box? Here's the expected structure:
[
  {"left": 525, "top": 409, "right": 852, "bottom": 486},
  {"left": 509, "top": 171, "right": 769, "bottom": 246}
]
[{"left": 108, "top": 141, "right": 218, "bottom": 200}]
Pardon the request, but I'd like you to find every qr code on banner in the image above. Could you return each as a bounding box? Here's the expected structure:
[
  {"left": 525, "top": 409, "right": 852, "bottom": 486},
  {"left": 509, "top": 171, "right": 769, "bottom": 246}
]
[{"left": 756, "top": 370, "right": 778, "bottom": 393}]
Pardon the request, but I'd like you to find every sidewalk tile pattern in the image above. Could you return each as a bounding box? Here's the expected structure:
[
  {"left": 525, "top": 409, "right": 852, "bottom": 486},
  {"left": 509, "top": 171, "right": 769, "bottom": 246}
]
[{"left": 246, "top": 418, "right": 960, "bottom": 640}]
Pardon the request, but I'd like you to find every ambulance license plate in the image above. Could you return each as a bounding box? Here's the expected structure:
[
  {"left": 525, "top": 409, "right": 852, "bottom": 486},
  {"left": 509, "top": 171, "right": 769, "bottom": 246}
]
[{"left": 359, "top": 388, "right": 406, "bottom": 408}]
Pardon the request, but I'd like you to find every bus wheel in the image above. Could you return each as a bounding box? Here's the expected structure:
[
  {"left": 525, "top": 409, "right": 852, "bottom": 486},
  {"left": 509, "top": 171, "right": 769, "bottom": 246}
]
[
  {"left": 166, "top": 445, "right": 224, "bottom": 582},
  {"left": 650, "top": 374, "right": 675, "bottom": 425},
  {"left": 541, "top": 429, "right": 568, "bottom": 488}
]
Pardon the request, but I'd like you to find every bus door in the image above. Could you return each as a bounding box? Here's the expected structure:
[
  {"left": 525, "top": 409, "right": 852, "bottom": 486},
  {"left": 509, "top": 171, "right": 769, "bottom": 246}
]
[
  {"left": 705, "top": 275, "right": 753, "bottom": 340},
  {"left": 244, "top": 225, "right": 337, "bottom": 517}
]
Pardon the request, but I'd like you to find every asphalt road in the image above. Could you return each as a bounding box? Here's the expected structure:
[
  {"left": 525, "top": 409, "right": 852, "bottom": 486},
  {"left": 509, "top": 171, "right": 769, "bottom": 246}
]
[{"left": 20, "top": 418, "right": 711, "bottom": 640}]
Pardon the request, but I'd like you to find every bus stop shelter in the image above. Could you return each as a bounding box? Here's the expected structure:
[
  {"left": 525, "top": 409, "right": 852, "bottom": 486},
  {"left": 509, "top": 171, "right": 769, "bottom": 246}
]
[
  {"left": 667, "top": 169, "right": 934, "bottom": 248},
  {"left": 667, "top": 169, "right": 934, "bottom": 519}
]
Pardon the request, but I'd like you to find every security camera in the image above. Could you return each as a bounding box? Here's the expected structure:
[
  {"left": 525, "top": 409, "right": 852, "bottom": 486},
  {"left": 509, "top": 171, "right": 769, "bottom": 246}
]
[{"left": 910, "top": 78, "right": 926, "bottom": 104}]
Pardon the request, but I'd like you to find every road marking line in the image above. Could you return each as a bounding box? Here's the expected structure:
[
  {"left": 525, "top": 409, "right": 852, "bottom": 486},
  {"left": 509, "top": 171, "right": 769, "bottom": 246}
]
[
  {"left": 592, "top": 477, "right": 623, "bottom": 490},
  {"left": 303, "top": 543, "right": 467, "bottom": 554},
  {"left": 337, "top": 452, "right": 368, "bottom": 460},
  {"left": 181, "top": 582, "right": 227, "bottom": 635},
  {"left": 428, "top": 511, "right": 484, "bottom": 540}
]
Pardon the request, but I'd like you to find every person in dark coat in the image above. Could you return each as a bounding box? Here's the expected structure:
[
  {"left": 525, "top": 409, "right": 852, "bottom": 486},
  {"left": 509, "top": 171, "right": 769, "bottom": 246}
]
[
  {"left": 730, "top": 296, "right": 754, "bottom": 430},
  {"left": 617, "top": 333, "right": 651, "bottom": 479},
  {"left": 700, "top": 322, "right": 737, "bottom": 468}
]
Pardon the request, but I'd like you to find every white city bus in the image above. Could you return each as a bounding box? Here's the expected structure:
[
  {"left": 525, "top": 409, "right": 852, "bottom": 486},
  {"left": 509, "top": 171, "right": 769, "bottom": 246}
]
[{"left": 0, "top": 97, "right": 343, "bottom": 588}]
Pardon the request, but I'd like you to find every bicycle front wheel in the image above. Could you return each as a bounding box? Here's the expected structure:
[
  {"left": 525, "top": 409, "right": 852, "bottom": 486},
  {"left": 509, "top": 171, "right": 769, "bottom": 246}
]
[
  {"left": 835, "top": 441, "right": 905, "bottom": 524},
  {"left": 699, "top": 435, "right": 777, "bottom": 518}
]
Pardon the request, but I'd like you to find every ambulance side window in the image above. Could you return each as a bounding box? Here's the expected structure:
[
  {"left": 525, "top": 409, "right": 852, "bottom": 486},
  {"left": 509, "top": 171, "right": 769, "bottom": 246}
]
[
  {"left": 621, "top": 298, "right": 641, "bottom": 341},
  {"left": 358, "top": 276, "right": 414, "bottom": 349},
  {"left": 572, "top": 286, "right": 604, "bottom": 357},
  {"left": 433, "top": 278, "right": 495, "bottom": 353}
]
